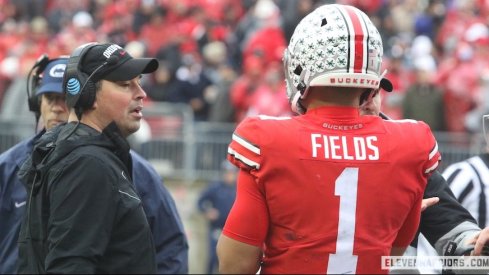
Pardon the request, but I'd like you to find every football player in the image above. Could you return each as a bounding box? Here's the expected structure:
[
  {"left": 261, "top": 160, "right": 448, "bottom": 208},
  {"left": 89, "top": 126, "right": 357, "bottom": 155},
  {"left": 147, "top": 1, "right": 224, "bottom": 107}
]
[{"left": 217, "top": 4, "right": 440, "bottom": 274}]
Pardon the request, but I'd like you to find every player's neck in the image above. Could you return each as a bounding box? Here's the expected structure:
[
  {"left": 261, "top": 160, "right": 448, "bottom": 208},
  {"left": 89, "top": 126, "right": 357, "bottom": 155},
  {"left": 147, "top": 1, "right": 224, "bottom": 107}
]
[{"left": 304, "top": 88, "right": 363, "bottom": 110}]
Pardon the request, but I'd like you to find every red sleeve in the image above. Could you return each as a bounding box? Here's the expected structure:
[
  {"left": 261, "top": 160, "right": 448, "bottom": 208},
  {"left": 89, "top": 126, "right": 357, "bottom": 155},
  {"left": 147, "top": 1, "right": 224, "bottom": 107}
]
[
  {"left": 222, "top": 169, "right": 269, "bottom": 247},
  {"left": 392, "top": 194, "right": 422, "bottom": 247},
  {"left": 227, "top": 117, "right": 262, "bottom": 172}
]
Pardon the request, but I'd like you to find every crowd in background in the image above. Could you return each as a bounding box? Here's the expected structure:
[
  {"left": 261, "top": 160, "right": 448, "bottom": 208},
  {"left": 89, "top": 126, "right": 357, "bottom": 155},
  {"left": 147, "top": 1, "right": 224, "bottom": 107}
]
[{"left": 1, "top": 0, "right": 489, "bottom": 134}]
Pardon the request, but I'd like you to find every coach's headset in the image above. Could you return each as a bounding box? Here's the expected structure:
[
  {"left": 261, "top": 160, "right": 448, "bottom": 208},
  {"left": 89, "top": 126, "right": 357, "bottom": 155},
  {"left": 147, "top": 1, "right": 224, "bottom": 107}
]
[
  {"left": 26, "top": 54, "right": 68, "bottom": 128},
  {"left": 63, "top": 42, "right": 119, "bottom": 119},
  {"left": 26, "top": 54, "right": 49, "bottom": 116}
]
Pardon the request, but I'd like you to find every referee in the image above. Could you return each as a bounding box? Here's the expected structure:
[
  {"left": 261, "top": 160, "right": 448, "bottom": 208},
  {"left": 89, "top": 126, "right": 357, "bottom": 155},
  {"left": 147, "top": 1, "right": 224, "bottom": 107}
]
[{"left": 443, "top": 114, "right": 489, "bottom": 228}]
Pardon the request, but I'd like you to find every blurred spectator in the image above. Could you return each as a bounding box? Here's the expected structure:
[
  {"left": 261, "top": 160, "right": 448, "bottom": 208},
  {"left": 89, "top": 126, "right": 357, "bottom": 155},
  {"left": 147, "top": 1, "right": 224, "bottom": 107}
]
[
  {"left": 177, "top": 5, "right": 211, "bottom": 53},
  {"left": 230, "top": 0, "right": 282, "bottom": 70},
  {"left": 0, "top": 1, "right": 19, "bottom": 25},
  {"left": 242, "top": 0, "right": 285, "bottom": 67},
  {"left": 403, "top": 55, "right": 446, "bottom": 131},
  {"left": 245, "top": 62, "right": 292, "bottom": 118},
  {"left": 139, "top": 6, "right": 171, "bottom": 56},
  {"left": 195, "top": 0, "right": 243, "bottom": 26},
  {"left": 435, "top": 41, "right": 478, "bottom": 132},
  {"left": 10, "top": 0, "right": 45, "bottom": 21},
  {"left": 410, "top": 35, "right": 437, "bottom": 60},
  {"left": 279, "top": 0, "right": 318, "bottom": 42},
  {"left": 201, "top": 41, "right": 229, "bottom": 86},
  {"left": 0, "top": 19, "right": 20, "bottom": 61},
  {"left": 202, "top": 41, "right": 238, "bottom": 123},
  {"left": 389, "top": 0, "right": 418, "bottom": 36},
  {"left": 379, "top": 53, "right": 410, "bottom": 120},
  {"left": 28, "top": 17, "right": 51, "bottom": 55},
  {"left": 145, "top": 60, "right": 184, "bottom": 103},
  {"left": 463, "top": 23, "right": 489, "bottom": 132},
  {"left": 338, "top": 0, "right": 383, "bottom": 15},
  {"left": 436, "top": 0, "right": 484, "bottom": 56},
  {"left": 375, "top": 7, "right": 396, "bottom": 49},
  {"left": 176, "top": 52, "right": 213, "bottom": 121},
  {"left": 97, "top": 2, "right": 137, "bottom": 47},
  {"left": 0, "top": 55, "right": 37, "bottom": 128},
  {"left": 0, "top": 56, "right": 18, "bottom": 111},
  {"left": 230, "top": 55, "right": 264, "bottom": 123},
  {"left": 132, "top": 0, "right": 154, "bottom": 33},
  {"left": 413, "top": 0, "right": 446, "bottom": 39},
  {"left": 197, "top": 160, "right": 237, "bottom": 274},
  {"left": 435, "top": 21, "right": 489, "bottom": 132},
  {"left": 466, "top": 69, "right": 489, "bottom": 132},
  {"left": 55, "top": 10, "right": 98, "bottom": 53},
  {"left": 44, "top": 0, "right": 79, "bottom": 33}
]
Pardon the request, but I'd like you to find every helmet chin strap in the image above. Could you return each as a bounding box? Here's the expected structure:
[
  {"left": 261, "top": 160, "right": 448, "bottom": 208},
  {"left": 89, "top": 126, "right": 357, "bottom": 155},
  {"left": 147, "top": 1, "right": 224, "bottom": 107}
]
[
  {"left": 291, "top": 76, "right": 309, "bottom": 114},
  {"left": 291, "top": 92, "right": 305, "bottom": 114}
]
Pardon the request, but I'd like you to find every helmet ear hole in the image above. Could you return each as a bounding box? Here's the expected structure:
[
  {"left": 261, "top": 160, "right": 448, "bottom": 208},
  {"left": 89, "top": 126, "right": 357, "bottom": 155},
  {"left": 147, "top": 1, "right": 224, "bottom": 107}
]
[{"left": 293, "top": 65, "right": 303, "bottom": 76}]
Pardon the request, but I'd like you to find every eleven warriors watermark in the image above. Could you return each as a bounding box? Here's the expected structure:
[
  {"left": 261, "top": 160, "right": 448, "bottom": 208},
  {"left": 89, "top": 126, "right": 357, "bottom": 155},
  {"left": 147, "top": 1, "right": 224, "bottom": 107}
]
[{"left": 382, "top": 256, "right": 489, "bottom": 271}]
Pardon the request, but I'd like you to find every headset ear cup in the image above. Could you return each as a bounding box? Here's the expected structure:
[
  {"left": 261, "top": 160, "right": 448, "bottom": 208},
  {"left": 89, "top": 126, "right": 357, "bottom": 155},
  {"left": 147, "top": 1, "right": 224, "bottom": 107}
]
[
  {"left": 27, "top": 74, "right": 40, "bottom": 114},
  {"left": 26, "top": 55, "right": 50, "bottom": 114},
  {"left": 64, "top": 42, "right": 98, "bottom": 111},
  {"left": 78, "top": 79, "right": 96, "bottom": 109},
  {"left": 28, "top": 95, "right": 40, "bottom": 114}
]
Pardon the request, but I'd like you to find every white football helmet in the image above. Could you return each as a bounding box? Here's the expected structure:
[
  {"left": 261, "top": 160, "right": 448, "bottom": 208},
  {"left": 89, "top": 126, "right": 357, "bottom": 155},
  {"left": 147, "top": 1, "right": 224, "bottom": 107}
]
[{"left": 283, "top": 4, "right": 392, "bottom": 114}]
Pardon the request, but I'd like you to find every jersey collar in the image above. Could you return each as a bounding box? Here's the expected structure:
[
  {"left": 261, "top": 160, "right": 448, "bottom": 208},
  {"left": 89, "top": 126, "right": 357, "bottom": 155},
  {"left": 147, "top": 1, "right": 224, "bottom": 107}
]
[{"left": 305, "top": 106, "right": 361, "bottom": 120}]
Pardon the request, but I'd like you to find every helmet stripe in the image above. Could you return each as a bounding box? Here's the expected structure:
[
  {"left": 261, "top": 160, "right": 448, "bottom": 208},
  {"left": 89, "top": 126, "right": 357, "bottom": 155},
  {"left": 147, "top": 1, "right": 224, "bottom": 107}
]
[
  {"left": 333, "top": 5, "right": 351, "bottom": 73},
  {"left": 343, "top": 6, "right": 368, "bottom": 74},
  {"left": 358, "top": 12, "right": 371, "bottom": 75}
]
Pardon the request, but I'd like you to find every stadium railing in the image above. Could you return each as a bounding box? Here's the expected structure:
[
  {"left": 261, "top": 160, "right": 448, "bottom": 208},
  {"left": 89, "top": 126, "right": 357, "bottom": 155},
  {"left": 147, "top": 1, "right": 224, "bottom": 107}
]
[{"left": 0, "top": 105, "right": 484, "bottom": 183}]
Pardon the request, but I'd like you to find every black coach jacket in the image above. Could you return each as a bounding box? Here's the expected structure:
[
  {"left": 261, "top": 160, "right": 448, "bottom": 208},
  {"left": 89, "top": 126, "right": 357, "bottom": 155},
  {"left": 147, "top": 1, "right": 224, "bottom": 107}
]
[{"left": 17, "top": 122, "right": 156, "bottom": 274}]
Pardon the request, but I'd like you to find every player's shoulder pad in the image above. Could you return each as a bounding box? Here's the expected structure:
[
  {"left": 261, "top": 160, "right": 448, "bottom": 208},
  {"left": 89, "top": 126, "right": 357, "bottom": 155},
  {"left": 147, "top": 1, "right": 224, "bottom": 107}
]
[{"left": 228, "top": 115, "right": 292, "bottom": 171}]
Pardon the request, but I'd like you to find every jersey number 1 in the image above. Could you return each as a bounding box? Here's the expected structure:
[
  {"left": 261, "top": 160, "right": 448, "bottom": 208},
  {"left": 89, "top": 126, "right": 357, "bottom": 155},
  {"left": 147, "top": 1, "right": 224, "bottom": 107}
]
[{"left": 327, "top": 168, "right": 359, "bottom": 274}]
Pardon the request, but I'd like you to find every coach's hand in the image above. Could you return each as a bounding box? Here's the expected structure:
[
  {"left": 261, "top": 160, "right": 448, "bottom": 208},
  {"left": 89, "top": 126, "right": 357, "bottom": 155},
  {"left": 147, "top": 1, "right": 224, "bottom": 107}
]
[
  {"left": 469, "top": 227, "right": 489, "bottom": 256},
  {"left": 422, "top": 197, "right": 439, "bottom": 212}
]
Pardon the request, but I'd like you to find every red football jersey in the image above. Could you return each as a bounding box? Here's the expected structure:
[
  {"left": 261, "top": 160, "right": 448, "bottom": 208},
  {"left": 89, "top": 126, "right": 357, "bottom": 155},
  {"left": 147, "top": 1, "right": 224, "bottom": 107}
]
[{"left": 224, "top": 106, "right": 440, "bottom": 274}]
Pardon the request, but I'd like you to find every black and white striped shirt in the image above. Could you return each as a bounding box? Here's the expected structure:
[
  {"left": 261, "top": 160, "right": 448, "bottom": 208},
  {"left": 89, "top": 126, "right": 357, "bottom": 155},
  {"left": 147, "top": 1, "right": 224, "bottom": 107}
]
[{"left": 443, "top": 153, "right": 489, "bottom": 227}]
